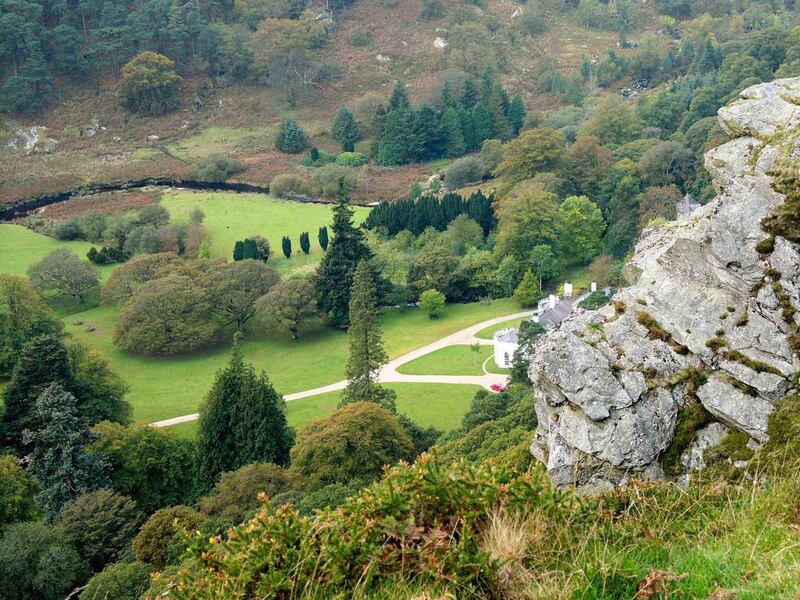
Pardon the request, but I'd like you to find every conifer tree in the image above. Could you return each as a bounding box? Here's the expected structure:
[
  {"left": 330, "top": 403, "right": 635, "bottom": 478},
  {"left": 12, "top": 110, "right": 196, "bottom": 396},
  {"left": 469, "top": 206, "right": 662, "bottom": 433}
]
[
  {"left": 23, "top": 383, "right": 108, "bottom": 520},
  {"left": 459, "top": 109, "right": 477, "bottom": 150},
  {"left": 472, "top": 102, "right": 494, "bottom": 144},
  {"left": 387, "top": 81, "right": 411, "bottom": 113},
  {"left": 340, "top": 262, "right": 396, "bottom": 412},
  {"left": 440, "top": 80, "right": 457, "bottom": 109},
  {"left": 461, "top": 78, "right": 480, "bottom": 109},
  {"left": 282, "top": 236, "right": 292, "bottom": 258},
  {"left": 197, "top": 339, "right": 293, "bottom": 490},
  {"left": 441, "top": 106, "right": 466, "bottom": 157},
  {"left": 513, "top": 270, "right": 543, "bottom": 308},
  {"left": 318, "top": 226, "right": 329, "bottom": 251},
  {"left": 2, "top": 335, "right": 73, "bottom": 449},
  {"left": 486, "top": 86, "right": 513, "bottom": 140},
  {"left": 315, "top": 185, "right": 382, "bottom": 327},
  {"left": 242, "top": 238, "right": 259, "bottom": 260},
  {"left": 275, "top": 119, "right": 307, "bottom": 153},
  {"left": 332, "top": 106, "right": 359, "bottom": 152},
  {"left": 299, "top": 232, "right": 310, "bottom": 254},
  {"left": 377, "top": 109, "right": 410, "bottom": 165},
  {"left": 507, "top": 95, "right": 526, "bottom": 135},
  {"left": 233, "top": 240, "right": 244, "bottom": 261}
]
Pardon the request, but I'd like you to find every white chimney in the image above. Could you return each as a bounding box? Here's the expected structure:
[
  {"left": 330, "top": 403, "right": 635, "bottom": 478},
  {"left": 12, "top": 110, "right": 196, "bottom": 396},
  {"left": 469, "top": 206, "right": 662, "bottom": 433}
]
[
  {"left": 564, "top": 282, "right": 573, "bottom": 298},
  {"left": 549, "top": 294, "right": 558, "bottom": 309},
  {"left": 591, "top": 281, "right": 597, "bottom": 293}
]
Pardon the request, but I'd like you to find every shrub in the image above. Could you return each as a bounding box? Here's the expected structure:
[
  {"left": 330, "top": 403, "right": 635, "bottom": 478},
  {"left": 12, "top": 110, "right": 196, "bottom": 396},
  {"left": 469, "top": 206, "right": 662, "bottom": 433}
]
[
  {"left": 58, "top": 489, "right": 144, "bottom": 570},
  {"left": 421, "top": 0, "right": 444, "bottom": 19},
  {"left": 54, "top": 218, "right": 82, "bottom": 240},
  {"left": 291, "top": 402, "right": 416, "bottom": 485},
  {"left": 118, "top": 51, "right": 181, "bottom": 116},
  {"left": 270, "top": 173, "right": 314, "bottom": 198},
  {"left": 313, "top": 163, "right": 359, "bottom": 197},
  {"left": 348, "top": 24, "right": 372, "bottom": 46},
  {"left": 0, "top": 455, "right": 39, "bottom": 525},
  {"left": 190, "top": 154, "right": 245, "bottom": 182},
  {"left": 133, "top": 505, "right": 205, "bottom": 569},
  {"left": 443, "top": 156, "right": 486, "bottom": 190},
  {"left": 335, "top": 151, "right": 368, "bottom": 166},
  {"left": 198, "top": 463, "right": 296, "bottom": 522},
  {"left": 80, "top": 562, "right": 152, "bottom": 600},
  {"left": 420, "top": 289, "right": 446, "bottom": 319}
]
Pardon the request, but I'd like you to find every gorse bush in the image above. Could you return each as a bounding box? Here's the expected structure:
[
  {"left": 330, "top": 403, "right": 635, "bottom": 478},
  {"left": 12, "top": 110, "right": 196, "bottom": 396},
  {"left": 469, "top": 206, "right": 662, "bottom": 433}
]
[{"left": 190, "top": 155, "right": 245, "bottom": 182}]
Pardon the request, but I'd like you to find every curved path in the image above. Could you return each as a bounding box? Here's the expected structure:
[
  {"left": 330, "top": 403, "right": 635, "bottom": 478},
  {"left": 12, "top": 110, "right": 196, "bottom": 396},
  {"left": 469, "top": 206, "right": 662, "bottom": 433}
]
[{"left": 150, "top": 310, "right": 534, "bottom": 428}]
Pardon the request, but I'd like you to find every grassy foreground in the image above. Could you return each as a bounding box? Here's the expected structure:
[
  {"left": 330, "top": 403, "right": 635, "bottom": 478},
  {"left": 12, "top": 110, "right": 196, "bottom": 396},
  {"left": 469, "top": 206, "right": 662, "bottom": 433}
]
[
  {"left": 162, "top": 191, "right": 370, "bottom": 275},
  {"left": 397, "top": 345, "right": 493, "bottom": 376},
  {"left": 65, "top": 298, "right": 517, "bottom": 424}
]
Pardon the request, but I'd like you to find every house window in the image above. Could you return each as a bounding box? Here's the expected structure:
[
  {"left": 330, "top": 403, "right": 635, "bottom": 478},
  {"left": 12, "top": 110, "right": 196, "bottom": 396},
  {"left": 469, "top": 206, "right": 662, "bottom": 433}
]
[{"left": 504, "top": 352, "right": 510, "bottom": 366}]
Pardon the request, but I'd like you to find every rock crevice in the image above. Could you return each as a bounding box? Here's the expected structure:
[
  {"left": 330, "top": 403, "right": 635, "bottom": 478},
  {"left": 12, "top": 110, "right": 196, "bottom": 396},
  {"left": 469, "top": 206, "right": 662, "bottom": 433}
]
[{"left": 529, "top": 78, "right": 800, "bottom": 491}]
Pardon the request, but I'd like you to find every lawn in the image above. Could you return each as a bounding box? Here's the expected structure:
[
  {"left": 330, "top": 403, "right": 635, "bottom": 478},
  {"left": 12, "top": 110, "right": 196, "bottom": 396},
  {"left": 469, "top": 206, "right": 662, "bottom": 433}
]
[
  {"left": 165, "top": 382, "right": 481, "bottom": 439},
  {"left": 65, "top": 298, "right": 518, "bottom": 424},
  {"left": 397, "top": 345, "right": 493, "bottom": 376},
  {"left": 475, "top": 317, "right": 529, "bottom": 340},
  {"left": 161, "top": 191, "right": 370, "bottom": 274},
  {"left": 0, "top": 224, "right": 115, "bottom": 282}
]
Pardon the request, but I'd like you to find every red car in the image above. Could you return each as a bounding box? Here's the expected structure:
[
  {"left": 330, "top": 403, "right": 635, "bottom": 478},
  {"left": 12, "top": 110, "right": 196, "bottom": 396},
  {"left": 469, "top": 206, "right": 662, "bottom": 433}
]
[{"left": 490, "top": 383, "right": 506, "bottom": 393}]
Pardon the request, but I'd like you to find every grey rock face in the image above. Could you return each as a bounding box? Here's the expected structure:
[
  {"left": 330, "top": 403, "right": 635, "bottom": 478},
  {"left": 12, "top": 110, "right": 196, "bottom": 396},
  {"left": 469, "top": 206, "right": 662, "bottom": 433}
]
[
  {"left": 529, "top": 78, "right": 800, "bottom": 490},
  {"left": 680, "top": 422, "right": 730, "bottom": 472}
]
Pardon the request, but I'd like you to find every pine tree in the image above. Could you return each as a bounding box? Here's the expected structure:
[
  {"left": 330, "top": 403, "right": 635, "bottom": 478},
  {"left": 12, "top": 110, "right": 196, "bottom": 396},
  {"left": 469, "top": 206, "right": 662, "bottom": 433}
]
[
  {"left": 472, "top": 102, "right": 493, "bottom": 144},
  {"left": 387, "top": 81, "right": 411, "bottom": 113},
  {"left": 275, "top": 119, "right": 307, "bottom": 153},
  {"left": 332, "top": 106, "right": 359, "bottom": 152},
  {"left": 441, "top": 107, "right": 466, "bottom": 157},
  {"left": 340, "top": 262, "right": 396, "bottom": 412},
  {"left": 461, "top": 78, "right": 480, "bottom": 109},
  {"left": 2, "top": 335, "right": 73, "bottom": 449},
  {"left": 507, "top": 95, "right": 526, "bottom": 135},
  {"left": 440, "top": 80, "right": 457, "bottom": 109},
  {"left": 23, "top": 383, "right": 108, "bottom": 521},
  {"left": 315, "top": 188, "right": 381, "bottom": 327},
  {"left": 197, "top": 340, "right": 293, "bottom": 490},
  {"left": 282, "top": 236, "right": 292, "bottom": 258},
  {"left": 458, "top": 109, "right": 477, "bottom": 151},
  {"left": 299, "top": 232, "right": 310, "bottom": 254},
  {"left": 318, "top": 226, "right": 329, "bottom": 251},
  {"left": 486, "top": 86, "right": 513, "bottom": 140},
  {"left": 377, "top": 109, "right": 410, "bottom": 165},
  {"left": 410, "top": 104, "right": 445, "bottom": 161}
]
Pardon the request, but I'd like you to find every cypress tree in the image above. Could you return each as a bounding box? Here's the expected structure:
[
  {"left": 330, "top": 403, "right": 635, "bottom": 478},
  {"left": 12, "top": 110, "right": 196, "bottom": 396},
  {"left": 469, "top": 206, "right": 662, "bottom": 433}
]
[
  {"left": 299, "top": 232, "right": 310, "bottom": 254},
  {"left": 472, "top": 102, "right": 493, "bottom": 144},
  {"left": 332, "top": 106, "right": 359, "bottom": 152},
  {"left": 23, "top": 383, "right": 107, "bottom": 521},
  {"left": 441, "top": 106, "right": 466, "bottom": 157},
  {"left": 282, "top": 236, "right": 292, "bottom": 258},
  {"left": 197, "top": 339, "right": 293, "bottom": 490},
  {"left": 315, "top": 187, "right": 382, "bottom": 327},
  {"left": 275, "top": 119, "right": 307, "bottom": 153},
  {"left": 340, "top": 262, "right": 396, "bottom": 412},
  {"left": 507, "top": 95, "right": 526, "bottom": 135},
  {"left": 318, "top": 226, "right": 329, "bottom": 250},
  {"left": 233, "top": 240, "right": 244, "bottom": 261},
  {"left": 241, "top": 238, "right": 259, "bottom": 260},
  {"left": 2, "top": 335, "right": 73, "bottom": 449}
]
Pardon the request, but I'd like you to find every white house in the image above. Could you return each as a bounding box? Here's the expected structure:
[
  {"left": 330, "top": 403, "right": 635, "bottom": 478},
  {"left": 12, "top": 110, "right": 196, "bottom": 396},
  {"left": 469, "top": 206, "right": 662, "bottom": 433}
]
[{"left": 493, "top": 327, "right": 519, "bottom": 369}]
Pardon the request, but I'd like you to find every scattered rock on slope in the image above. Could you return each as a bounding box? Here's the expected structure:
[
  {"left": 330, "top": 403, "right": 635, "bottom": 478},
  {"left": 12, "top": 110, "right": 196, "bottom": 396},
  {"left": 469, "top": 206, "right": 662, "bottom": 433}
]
[{"left": 529, "top": 77, "right": 800, "bottom": 492}]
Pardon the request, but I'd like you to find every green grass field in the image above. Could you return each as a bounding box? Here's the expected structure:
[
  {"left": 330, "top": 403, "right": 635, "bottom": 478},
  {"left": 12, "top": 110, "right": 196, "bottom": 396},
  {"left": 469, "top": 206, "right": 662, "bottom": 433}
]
[
  {"left": 397, "top": 345, "right": 493, "bottom": 376},
  {"left": 0, "top": 224, "right": 115, "bottom": 281},
  {"left": 162, "top": 191, "right": 370, "bottom": 274},
  {"left": 65, "top": 298, "right": 518, "bottom": 424},
  {"left": 475, "top": 317, "right": 529, "bottom": 340}
]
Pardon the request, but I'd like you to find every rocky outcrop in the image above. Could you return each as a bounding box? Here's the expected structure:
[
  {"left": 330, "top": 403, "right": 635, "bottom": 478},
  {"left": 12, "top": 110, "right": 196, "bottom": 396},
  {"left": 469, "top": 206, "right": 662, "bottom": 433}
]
[{"left": 530, "top": 78, "right": 800, "bottom": 491}]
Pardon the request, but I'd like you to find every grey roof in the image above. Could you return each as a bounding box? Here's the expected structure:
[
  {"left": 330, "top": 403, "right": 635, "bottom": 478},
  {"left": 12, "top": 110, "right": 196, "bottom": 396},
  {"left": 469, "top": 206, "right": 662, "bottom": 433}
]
[
  {"left": 494, "top": 327, "right": 519, "bottom": 343},
  {"left": 539, "top": 298, "right": 574, "bottom": 330},
  {"left": 677, "top": 194, "right": 701, "bottom": 217}
]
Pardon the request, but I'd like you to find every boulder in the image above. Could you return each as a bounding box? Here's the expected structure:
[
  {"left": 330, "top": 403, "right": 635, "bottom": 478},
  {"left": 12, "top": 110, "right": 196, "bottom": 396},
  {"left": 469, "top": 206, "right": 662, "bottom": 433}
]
[{"left": 529, "top": 78, "right": 800, "bottom": 490}]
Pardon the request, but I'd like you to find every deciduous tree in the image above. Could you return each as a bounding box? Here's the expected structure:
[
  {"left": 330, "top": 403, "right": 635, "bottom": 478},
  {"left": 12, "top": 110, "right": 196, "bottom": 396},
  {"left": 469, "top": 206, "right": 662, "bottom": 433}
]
[
  {"left": 256, "top": 278, "right": 322, "bottom": 339},
  {"left": 27, "top": 249, "right": 100, "bottom": 304}
]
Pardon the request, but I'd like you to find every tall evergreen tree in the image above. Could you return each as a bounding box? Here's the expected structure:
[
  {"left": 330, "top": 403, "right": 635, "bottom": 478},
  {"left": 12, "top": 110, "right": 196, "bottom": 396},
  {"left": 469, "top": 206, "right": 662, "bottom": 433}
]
[
  {"left": 233, "top": 240, "right": 244, "bottom": 261},
  {"left": 197, "top": 339, "right": 293, "bottom": 490},
  {"left": 387, "top": 81, "right": 411, "bottom": 113},
  {"left": 606, "top": 175, "right": 641, "bottom": 258},
  {"left": 340, "top": 262, "right": 396, "bottom": 412},
  {"left": 485, "top": 86, "right": 513, "bottom": 140},
  {"left": 458, "top": 108, "right": 477, "bottom": 151},
  {"left": 241, "top": 238, "right": 259, "bottom": 260},
  {"left": 299, "top": 231, "right": 310, "bottom": 254},
  {"left": 440, "top": 80, "right": 457, "bottom": 109},
  {"left": 23, "top": 383, "right": 108, "bottom": 521},
  {"left": 411, "top": 104, "right": 445, "bottom": 161},
  {"left": 315, "top": 187, "right": 382, "bottom": 327},
  {"left": 332, "top": 106, "right": 359, "bottom": 152},
  {"left": 461, "top": 78, "right": 480, "bottom": 109},
  {"left": 441, "top": 106, "right": 466, "bottom": 157},
  {"left": 275, "top": 119, "right": 307, "bottom": 153},
  {"left": 2, "top": 335, "right": 73, "bottom": 449},
  {"left": 472, "top": 101, "right": 493, "bottom": 144},
  {"left": 507, "top": 95, "right": 526, "bottom": 135},
  {"left": 282, "top": 236, "right": 292, "bottom": 258},
  {"left": 377, "top": 109, "right": 410, "bottom": 165}
]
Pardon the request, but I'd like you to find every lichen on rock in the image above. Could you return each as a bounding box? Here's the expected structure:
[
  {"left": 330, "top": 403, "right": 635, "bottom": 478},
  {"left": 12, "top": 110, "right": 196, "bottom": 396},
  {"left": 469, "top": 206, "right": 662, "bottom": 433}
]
[{"left": 529, "top": 78, "right": 800, "bottom": 491}]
